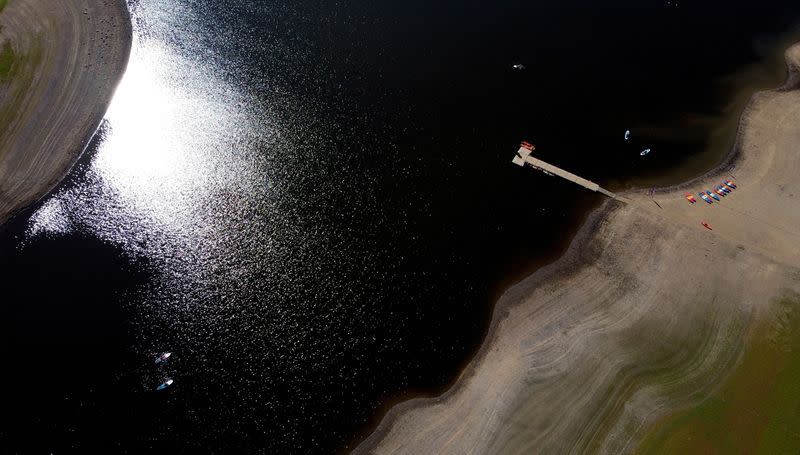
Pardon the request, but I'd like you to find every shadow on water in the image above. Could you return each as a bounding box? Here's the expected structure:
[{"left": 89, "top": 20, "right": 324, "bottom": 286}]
[
  {"left": 0, "top": 232, "right": 156, "bottom": 452},
  {"left": 0, "top": 125, "right": 156, "bottom": 452}
]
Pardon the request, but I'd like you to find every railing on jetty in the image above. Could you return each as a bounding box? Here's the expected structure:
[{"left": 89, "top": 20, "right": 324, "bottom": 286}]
[{"left": 512, "top": 147, "right": 616, "bottom": 198}]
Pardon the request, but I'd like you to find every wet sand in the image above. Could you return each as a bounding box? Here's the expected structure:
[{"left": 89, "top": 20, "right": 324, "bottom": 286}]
[
  {"left": 357, "top": 43, "right": 800, "bottom": 453},
  {"left": 0, "top": 0, "right": 131, "bottom": 225}
]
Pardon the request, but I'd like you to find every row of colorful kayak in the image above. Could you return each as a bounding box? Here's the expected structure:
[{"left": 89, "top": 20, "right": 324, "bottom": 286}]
[{"left": 685, "top": 180, "right": 737, "bottom": 204}]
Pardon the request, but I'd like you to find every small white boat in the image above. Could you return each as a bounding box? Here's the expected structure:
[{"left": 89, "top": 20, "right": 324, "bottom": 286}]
[
  {"left": 624, "top": 129, "right": 631, "bottom": 140},
  {"left": 512, "top": 63, "right": 525, "bottom": 70},
  {"left": 640, "top": 148, "right": 651, "bottom": 156}
]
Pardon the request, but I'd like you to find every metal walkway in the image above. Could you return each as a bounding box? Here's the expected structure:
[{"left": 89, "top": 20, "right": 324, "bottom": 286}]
[{"left": 512, "top": 146, "right": 616, "bottom": 198}]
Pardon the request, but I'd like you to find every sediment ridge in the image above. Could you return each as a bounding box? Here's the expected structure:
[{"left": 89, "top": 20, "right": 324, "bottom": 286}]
[
  {"left": 0, "top": 0, "right": 131, "bottom": 225},
  {"left": 357, "top": 43, "right": 800, "bottom": 454}
]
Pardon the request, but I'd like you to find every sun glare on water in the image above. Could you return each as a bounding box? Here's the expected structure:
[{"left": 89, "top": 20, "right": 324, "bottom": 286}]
[
  {"left": 26, "top": 30, "right": 266, "bottom": 256},
  {"left": 99, "top": 41, "right": 178, "bottom": 180}
]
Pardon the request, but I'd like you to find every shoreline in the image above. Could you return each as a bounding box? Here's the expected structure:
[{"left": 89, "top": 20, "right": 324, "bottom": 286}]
[
  {"left": 0, "top": 0, "right": 132, "bottom": 226},
  {"left": 356, "top": 43, "right": 800, "bottom": 453},
  {"left": 354, "top": 191, "right": 623, "bottom": 452}
]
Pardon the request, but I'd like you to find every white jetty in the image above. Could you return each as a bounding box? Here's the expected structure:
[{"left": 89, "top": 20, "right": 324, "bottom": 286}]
[{"left": 512, "top": 144, "right": 615, "bottom": 198}]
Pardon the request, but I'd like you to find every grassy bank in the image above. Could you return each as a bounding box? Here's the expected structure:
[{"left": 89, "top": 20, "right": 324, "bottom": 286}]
[
  {"left": 637, "top": 294, "right": 800, "bottom": 454},
  {"left": 0, "top": 0, "right": 132, "bottom": 224},
  {"left": 0, "top": 42, "right": 16, "bottom": 79},
  {"left": 0, "top": 36, "right": 42, "bottom": 162}
]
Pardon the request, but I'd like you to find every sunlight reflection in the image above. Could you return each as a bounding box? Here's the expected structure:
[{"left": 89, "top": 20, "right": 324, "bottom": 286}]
[
  {"left": 90, "top": 37, "right": 224, "bottom": 235},
  {"left": 98, "top": 40, "right": 178, "bottom": 180},
  {"left": 25, "top": 18, "right": 271, "bottom": 271}
]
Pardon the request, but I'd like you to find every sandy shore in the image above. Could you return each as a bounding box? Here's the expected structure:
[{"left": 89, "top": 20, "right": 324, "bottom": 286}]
[
  {"left": 0, "top": 0, "right": 131, "bottom": 225},
  {"left": 357, "top": 43, "right": 800, "bottom": 453}
]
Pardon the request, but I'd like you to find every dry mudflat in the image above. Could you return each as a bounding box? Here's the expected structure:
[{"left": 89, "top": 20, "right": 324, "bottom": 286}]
[
  {"left": 0, "top": 0, "right": 131, "bottom": 224},
  {"left": 357, "top": 43, "right": 800, "bottom": 454}
]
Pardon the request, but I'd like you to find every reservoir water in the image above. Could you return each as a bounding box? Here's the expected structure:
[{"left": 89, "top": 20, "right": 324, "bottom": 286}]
[{"left": 1, "top": 0, "right": 799, "bottom": 452}]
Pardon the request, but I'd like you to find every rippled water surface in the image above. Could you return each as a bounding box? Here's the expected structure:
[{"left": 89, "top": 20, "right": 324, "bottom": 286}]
[{"left": 2, "top": 0, "right": 800, "bottom": 452}]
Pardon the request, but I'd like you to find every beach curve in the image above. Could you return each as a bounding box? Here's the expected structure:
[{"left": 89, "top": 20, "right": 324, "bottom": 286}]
[
  {"left": 0, "top": 0, "right": 131, "bottom": 225},
  {"left": 356, "top": 42, "right": 800, "bottom": 454}
]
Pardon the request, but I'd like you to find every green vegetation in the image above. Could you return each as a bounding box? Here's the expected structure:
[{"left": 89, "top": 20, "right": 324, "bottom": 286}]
[
  {"left": 637, "top": 294, "right": 800, "bottom": 455},
  {"left": 0, "top": 42, "right": 15, "bottom": 80},
  {"left": 0, "top": 0, "right": 7, "bottom": 14},
  {"left": 0, "top": 37, "right": 42, "bottom": 149},
  {"left": 490, "top": 290, "right": 750, "bottom": 454}
]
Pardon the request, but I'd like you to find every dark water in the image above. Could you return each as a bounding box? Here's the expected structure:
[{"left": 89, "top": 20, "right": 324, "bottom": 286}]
[{"left": 1, "top": 0, "right": 799, "bottom": 453}]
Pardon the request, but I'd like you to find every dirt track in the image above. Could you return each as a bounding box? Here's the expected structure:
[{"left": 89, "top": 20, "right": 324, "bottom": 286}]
[{"left": 0, "top": 0, "right": 131, "bottom": 224}]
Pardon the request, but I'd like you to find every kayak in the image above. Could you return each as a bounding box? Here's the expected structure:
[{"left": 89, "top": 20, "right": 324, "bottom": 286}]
[
  {"left": 156, "top": 379, "right": 174, "bottom": 391},
  {"left": 155, "top": 352, "right": 172, "bottom": 365}
]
